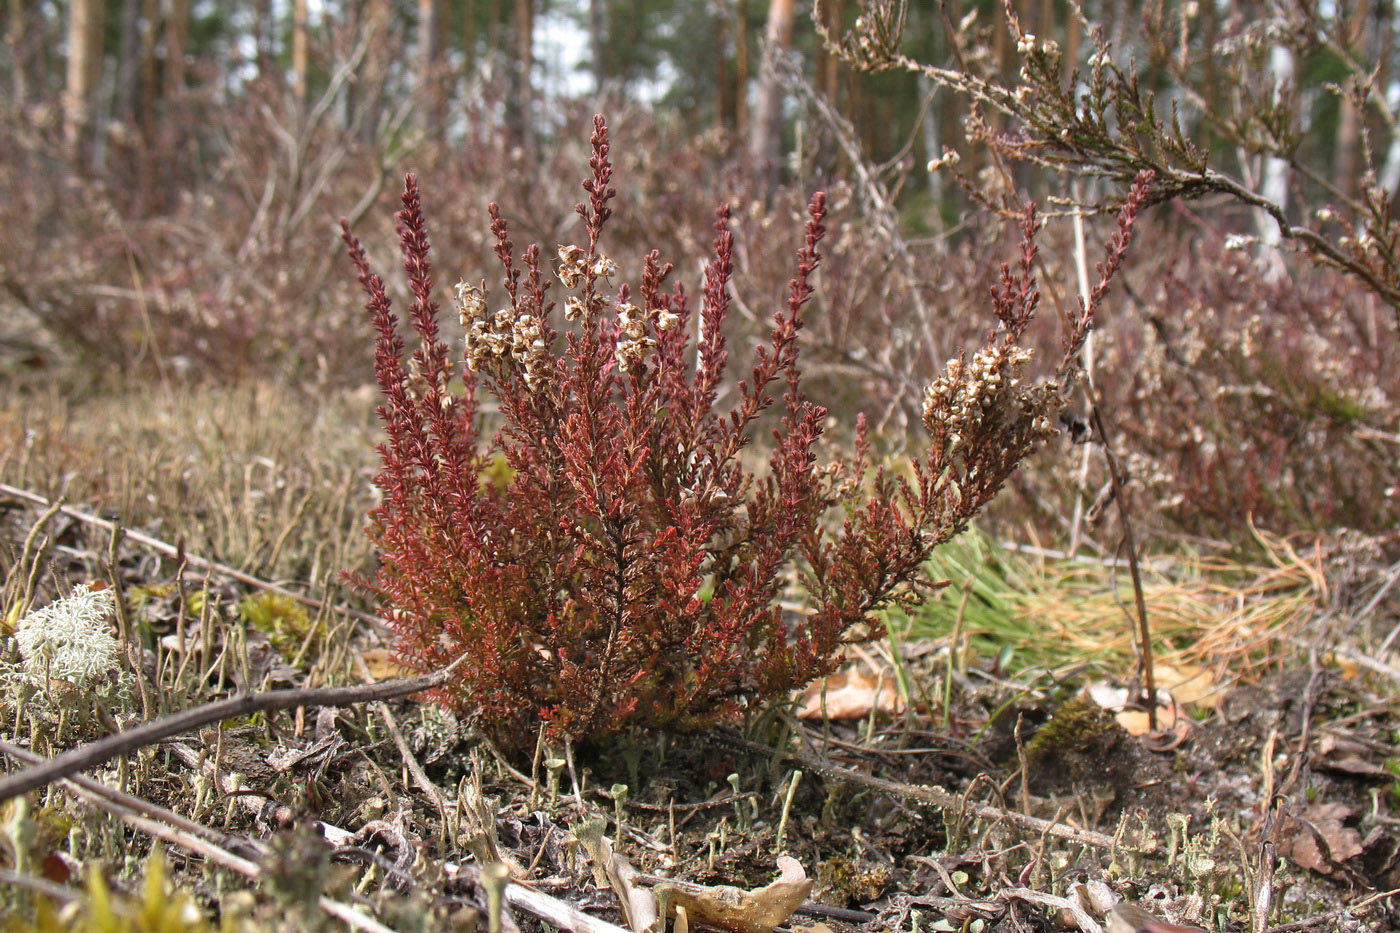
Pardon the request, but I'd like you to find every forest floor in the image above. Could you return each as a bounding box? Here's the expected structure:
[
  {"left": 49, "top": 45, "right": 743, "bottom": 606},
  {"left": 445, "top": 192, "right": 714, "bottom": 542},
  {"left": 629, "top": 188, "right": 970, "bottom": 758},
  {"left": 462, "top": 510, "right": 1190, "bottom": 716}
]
[{"left": 1, "top": 377, "right": 1397, "bottom": 933}]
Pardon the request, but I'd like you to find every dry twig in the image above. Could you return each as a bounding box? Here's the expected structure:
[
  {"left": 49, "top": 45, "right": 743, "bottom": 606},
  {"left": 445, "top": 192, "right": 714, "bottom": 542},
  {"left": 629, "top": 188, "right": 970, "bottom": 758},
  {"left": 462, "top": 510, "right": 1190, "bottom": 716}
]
[
  {"left": 0, "top": 654, "right": 470, "bottom": 802},
  {"left": 716, "top": 730, "right": 1117, "bottom": 850}
]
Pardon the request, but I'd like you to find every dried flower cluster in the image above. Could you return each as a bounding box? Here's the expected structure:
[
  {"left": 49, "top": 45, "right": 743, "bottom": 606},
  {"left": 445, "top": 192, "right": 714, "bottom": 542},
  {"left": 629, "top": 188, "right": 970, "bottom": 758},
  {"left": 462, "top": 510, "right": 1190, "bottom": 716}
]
[
  {"left": 341, "top": 116, "right": 1145, "bottom": 747},
  {"left": 921, "top": 344, "right": 1064, "bottom": 457}
]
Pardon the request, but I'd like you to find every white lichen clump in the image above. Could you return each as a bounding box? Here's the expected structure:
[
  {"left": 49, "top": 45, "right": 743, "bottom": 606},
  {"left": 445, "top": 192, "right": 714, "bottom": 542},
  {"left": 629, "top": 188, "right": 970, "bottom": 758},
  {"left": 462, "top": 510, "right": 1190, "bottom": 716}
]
[{"left": 13, "top": 583, "right": 124, "bottom": 689}]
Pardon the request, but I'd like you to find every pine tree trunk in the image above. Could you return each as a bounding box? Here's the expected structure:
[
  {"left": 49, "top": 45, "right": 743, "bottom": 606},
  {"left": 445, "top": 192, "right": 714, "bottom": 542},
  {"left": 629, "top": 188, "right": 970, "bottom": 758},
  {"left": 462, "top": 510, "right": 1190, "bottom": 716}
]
[
  {"left": 254, "top": 0, "right": 273, "bottom": 79},
  {"left": 64, "top": 0, "right": 105, "bottom": 162},
  {"left": 750, "top": 0, "right": 795, "bottom": 190},
  {"left": 419, "top": 0, "right": 443, "bottom": 135},
  {"left": 292, "top": 0, "right": 310, "bottom": 107},
  {"left": 817, "top": 0, "right": 842, "bottom": 105},
  {"left": 589, "top": 0, "right": 606, "bottom": 97},
  {"left": 359, "top": 0, "right": 392, "bottom": 144},
  {"left": 139, "top": 0, "right": 159, "bottom": 136},
  {"left": 113, "top": 0, "right": 143, "bottom": 126},
  {"left": 715, "top": 4, "right": 730, "bottom": 128},
  {"left": 735, "top": 0, "right": 749, "bottom": 131},
  {"left": 506, "top": 0, "right": 533, "bottom": 151},
  {"left": 165, "top": 0, "right": 188, "bottom": 97},
  {"left": 6, "top": 0, "right": 31, "bottom": 109}
]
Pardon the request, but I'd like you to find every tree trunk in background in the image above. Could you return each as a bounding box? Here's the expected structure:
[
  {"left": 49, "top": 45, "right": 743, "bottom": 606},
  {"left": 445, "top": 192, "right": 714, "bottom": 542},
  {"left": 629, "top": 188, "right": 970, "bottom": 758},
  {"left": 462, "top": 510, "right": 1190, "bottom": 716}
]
[
  {"left": 589, "top": 0, "right": 606, "bottom": 97},
  {"left": 6, "top": 0, "right": 31, "bottom": 109},
  {"left": 113, "top": 0, "right": 142, "bottom": 126},
  {"left": 459, "top": 0, "right": 476, "bottom": 68},
  {"left": 292, "top": 0, "right": 310, "bottom": 107},
  {"left": 139, "top": 0, "right": 159, "bottom": 135},
  {"left": 64, "top": 0, "right": 104, "bottom": 162},
  {"left": 359, "top": 0, "right": 391, "bottom": 144},
  {"left": 1062, "top": 0, "right": 1081, "bottom": 83},
  {"left": 715, "top": 1, "right": 730, "bottom": 128},
  {"left": 919, "top": 71, "right": 941, "bottom": 208},
  {"left": 1333, "top": 0, "right": 1370, "bottom": 199},
  {"left": 1257, "top": 43, "right": 1293, "bottom": 277},
  {"left": 253, "top": 0, "right": 274, "bottom": 79},
  {"left": 419, "top": 0, "right": 443, "bottom": 135},
  {"left": 816, "top": 0, "right": 842, "bottom": 105},
  {"left": 486, "top": 0, "right": 501, "bottom": 60},
  {"left": 456, "top": 0, "right": 476, "bottom": 123},
  {"left": 750, "top": 0, "right": 794, "bottom": 189},
  {"left": 735, "top": 0, "right": 749, "bottom": 131},
  {"left": 165, "top": 0, "right": 188, "bottom": 97},
  {"left": 506, "top": 0, "right": 533, "bottom": 151}
]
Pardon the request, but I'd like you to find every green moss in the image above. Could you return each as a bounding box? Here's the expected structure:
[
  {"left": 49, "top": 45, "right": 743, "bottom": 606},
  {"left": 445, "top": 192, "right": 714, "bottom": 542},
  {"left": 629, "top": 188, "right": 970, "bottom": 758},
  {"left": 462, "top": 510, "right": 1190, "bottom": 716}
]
[
  {"left": 816, "top": 854, "right": 893, "bottom": 906},
  {"left": 237, "top": 592, "right": 317, "bottom": 662},
  {"left": 480, "top": 454, "right": 516, "bottom": 493},
  {"left": 1024, "top": 695, "right": 1119, "bottom": 769},
  {"left": 1, "top": 849, "right": 211, "bottom": 933},
  {"left": 1310, "top": 387, "right": 1368, "bottom": 425}
]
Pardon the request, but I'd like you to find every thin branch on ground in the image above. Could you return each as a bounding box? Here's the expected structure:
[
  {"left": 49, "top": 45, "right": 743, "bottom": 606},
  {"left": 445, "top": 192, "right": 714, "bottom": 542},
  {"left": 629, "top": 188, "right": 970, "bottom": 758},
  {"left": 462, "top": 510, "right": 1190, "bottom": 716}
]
[
  {"left": 0, "top": 739, "right": 394, "bottom": 933},
  {"left": 0, "top": 481, "right": 389, "bottom": 632},
  {"left": 0, "top": 653, "right": 471, "bottom": 802},
  {"left": 714, "top": 730, "right": 1117, "bottom": 850}
]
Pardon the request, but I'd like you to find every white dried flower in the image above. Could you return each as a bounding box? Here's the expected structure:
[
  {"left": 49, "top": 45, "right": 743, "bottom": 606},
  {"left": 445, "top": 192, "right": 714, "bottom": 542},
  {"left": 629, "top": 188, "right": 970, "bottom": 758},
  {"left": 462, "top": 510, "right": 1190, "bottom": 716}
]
[
  {"left": 454, "top": 279, "right": 487, "bottom": 328},
  {"left": 1017, "top": 34, "right": 1037, "bottom": 54},
  {"left": 927, "top": 148, "right": 961, "bottom": 172},
  {"left": 557, "top": 244, "right": 587, "bottom": 289},
  {"left": 403, "top": 357, "right": 430, "bottom": 401},
  {"left": 921, "top": 342, "right": 1064, "bottom": 452},
  {"left": 590, "top": 255, "right": 618, "bottom": 279}
]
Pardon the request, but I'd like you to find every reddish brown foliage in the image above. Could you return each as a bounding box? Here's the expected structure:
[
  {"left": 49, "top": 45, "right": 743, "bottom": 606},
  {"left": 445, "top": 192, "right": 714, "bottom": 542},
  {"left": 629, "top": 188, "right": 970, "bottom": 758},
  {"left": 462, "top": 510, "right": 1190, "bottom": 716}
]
[{"left": 341, "top": 117, "right": 1145, "bottom": 747}]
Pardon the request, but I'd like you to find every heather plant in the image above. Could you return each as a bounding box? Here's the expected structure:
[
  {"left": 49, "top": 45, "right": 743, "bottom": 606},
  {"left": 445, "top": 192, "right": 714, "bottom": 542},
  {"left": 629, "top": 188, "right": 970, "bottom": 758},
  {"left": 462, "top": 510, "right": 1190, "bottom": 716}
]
[
  {"left": 341, "top": 116, "right": 1150, "bottom": 747},
  {"left": 1100, "top": 242, "right": 1400, "bottom": 541}
]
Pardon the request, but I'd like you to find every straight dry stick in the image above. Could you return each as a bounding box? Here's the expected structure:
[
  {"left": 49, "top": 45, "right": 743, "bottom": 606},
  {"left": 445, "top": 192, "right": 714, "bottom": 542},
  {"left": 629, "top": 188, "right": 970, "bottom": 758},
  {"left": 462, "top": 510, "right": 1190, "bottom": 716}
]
[
  {"left": 0, "top": 482, "right": 388, "bottom": 631},
  {"left": 0, "top": 656, "right": 468, "bottom": 802},
  {"left": 718, "top": 731, "right": 1116, "bottom": 850},
  {"left": 0, "top": 739, "right": 398, "bottom": 933}
]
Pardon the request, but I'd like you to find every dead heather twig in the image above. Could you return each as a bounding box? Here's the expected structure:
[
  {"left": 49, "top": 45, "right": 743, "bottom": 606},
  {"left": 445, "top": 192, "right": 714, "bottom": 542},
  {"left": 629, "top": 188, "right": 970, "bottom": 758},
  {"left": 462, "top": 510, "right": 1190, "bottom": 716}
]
[
  {"left": 1082, "top": 380, "right": 1157, "bottom": 729},
  {"left": 715, "top": 730, "right": 1117, "bottom": 850},
  {"left": 0, "top": 653, "right": 471, "bottom": 802},
  {"left": 355, "top": 652, "right": 451, "bottom": 844},
  {"left": 0, "top": 481, "right": 389, "bottom": 633},
  {"left": 0, "top": 740, "right": 395, "bottom": 933}
]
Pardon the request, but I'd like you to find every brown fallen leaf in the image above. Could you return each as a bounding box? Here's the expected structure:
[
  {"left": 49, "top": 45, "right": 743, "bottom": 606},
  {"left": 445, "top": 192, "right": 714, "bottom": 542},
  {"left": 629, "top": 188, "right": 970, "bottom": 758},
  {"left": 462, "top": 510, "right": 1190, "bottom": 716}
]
[
  {"left": 1279, "top": 802, "right": 1364, "bottom": 875},
  {"left": 659, "top": 857, "right": 813, "bottom": 933},
  {"left": 1152, "top": 664, "right": 1218, "bottom": 709},
  {"left": 1084, "top": 682, "right": 1188, "bottom": 740},
  {"left": 1106, "top": 902, "right": 1206, "bottom": 932},
  {"left": 1313, "top": 733, "right": 1392, "bottom": 779},
  {"left": 574, "top": 817, "right": 658, "bottom": 932},
  {"left": 797, "top": 667, "right": 905, "bottom": 720},
  {"left": 359, "top": 648, "right": 412, "bottom": 680}
]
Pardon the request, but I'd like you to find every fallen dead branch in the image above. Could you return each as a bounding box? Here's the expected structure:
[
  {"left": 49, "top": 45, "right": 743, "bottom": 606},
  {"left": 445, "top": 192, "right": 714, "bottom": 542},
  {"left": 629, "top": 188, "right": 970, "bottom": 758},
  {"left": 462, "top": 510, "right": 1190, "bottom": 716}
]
[
  {"left": 0, "top": 740, "right": 396, "bottom": 933},
  {"left": 0, "top": 481, "right": 388, "bottom": 631},
  {"left": 716, "top": 730, "right": 1118, "bottom": 850},
  {"left": 0, "top": 652, "right": 470, "bottom": 802}
]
